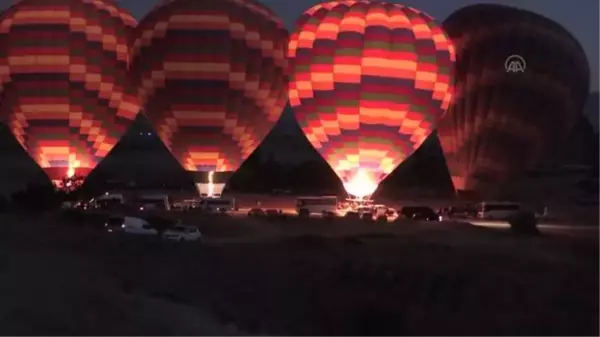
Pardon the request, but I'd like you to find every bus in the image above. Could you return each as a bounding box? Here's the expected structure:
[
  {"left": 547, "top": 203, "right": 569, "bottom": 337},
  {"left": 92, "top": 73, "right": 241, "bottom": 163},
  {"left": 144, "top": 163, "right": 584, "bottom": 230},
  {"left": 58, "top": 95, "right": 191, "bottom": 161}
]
[
  {"left": 172, "top": 199, "right": 200, "bottom": 211},
  {"left": 296, "top": 196, "right": 338, "bottom": 216},
  {"left": 198, "top": 198, "right": 236, "bottom": 213},
  {"left": 476, "top": 202, "right": 521, "bottom": 220},
  {"left": 90, "top": 193, "right": 125, "bottom": 210},
  {"left": 135, "top": 194, "right": 172, "bottom": 211}
]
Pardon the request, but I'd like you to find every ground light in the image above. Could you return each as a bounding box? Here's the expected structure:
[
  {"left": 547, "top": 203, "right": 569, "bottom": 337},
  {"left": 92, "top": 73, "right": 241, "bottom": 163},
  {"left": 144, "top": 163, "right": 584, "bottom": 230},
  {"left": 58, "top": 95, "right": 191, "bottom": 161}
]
[
  {"left": 193, "top": 171, "right": 230, "bottom": 198},
  {"left": 207, "top": 171, "right": 214, "bottom": 197},
  {"left": 343, "top": 168, "right": 379, "bottom": 200}
]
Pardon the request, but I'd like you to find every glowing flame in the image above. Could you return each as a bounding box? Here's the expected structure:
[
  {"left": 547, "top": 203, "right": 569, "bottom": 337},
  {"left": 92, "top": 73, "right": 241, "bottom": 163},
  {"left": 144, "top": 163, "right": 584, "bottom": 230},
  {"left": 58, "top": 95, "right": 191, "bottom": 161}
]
[
  {"left": 343, "top": 169, "right": 378, "bottom": 198},
  {"left": 207, "top": 171, "right": 214, "bottom": 197},
  {"left": 66, "top": 156, "right": 81, "bottom": 179}
]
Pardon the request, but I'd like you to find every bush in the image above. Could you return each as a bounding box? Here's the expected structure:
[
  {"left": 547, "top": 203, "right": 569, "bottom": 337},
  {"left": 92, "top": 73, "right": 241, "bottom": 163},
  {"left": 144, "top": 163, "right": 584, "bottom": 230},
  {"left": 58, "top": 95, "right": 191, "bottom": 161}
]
[
  {"left": 361, "top": 213, "right": 374, "bottom": 222},
  {"left": 375, "top": 215, "right": 388, "bottom": 223},
  {"left": 508, "top": 210, "right": 539, "bottom": 235},
  {"left": 344, "top": 211, "right": 359, "bottom": 219},
  {"left": 10, "top": 182, "right": 64, "bottom": 211},
  {"left": 0, "top": 195, "right": 8, "bottom": 213},
  {"left": 58, "top": 209, "right": 87, "bottom": 226},
  {"left": 286, "top": 234, "right": 327, "bottom": 248},
  {"left": 298, "top": 208, "right": 310, "bottom": 218},
  {"left": 322, "top": 211, "right": 335, "bottom": 221},
  {"left": 352, "top": 303, "right": 404, "bottom": 335}
]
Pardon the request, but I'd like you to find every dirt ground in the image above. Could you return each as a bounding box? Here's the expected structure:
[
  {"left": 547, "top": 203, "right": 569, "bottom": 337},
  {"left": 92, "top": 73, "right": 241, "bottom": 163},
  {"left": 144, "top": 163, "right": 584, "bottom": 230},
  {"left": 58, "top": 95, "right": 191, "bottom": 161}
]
[{"left": 0, "top": 212, "right": 598, "bottom": 335}]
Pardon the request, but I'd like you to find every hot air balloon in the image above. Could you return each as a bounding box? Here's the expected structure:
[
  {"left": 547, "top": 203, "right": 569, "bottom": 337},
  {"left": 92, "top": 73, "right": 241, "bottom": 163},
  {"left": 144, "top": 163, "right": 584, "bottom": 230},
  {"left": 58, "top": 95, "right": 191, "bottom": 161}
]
[
  {"left": 289, "top": 1, "right": 454, "bottom": 200},
  {"left": 0, "top": 0, "right": 139, "bottom": 189},
  {"left": 437, "top": 4, "right": 590, "bottom": 196},
  {"left": 131, "top": 0, "right": 288, "bottom": 198}
]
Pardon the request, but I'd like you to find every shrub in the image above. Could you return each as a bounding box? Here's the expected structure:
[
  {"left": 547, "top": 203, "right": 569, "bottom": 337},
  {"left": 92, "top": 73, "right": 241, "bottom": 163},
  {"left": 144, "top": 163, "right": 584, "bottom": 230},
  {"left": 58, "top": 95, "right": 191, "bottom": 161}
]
[
  {"left": 375, "top": 215, "right": 388, "bottom": 223},
  {"left": 0, "top": 195, "right": 8, "bottom": 213},
  {"left": 508, "top": 210, "right": 539, "bottom": 235},
  {"left": 58, "top": 209, "right": 87, "bottom": 226},
  {"left": 298, "top": 208, "right": 310, "bottom": 218},
  {"left": 361, "top": 213, "right": 374, "bottom": 222},
  {"left": 344, "top": 211, "right": 359, "bottom": 219},
  {"left": 286, "top": 234, "right": 326, "bottom": 248},
  {"left": 322, "top": 211, "right": 336, "bottom": 221},
  {"left": 10, "top": 182, "right": 64, "bottom": 212}
]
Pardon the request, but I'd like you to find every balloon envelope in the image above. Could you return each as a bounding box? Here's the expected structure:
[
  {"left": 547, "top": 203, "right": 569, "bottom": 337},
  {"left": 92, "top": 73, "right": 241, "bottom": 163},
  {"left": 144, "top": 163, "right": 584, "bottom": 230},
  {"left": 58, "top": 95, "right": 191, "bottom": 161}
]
[
  {"left": 437, "top": 4, "right": 590, "bottom": 194},
  {"left": 0, "top": 0, "right": 139, "bottom": 187},
  {"left": 131, "top": 0, "right": 289, "bottom": 196},
  {"left": 289, "top": 0, "right": 455, "bottom": 198}
]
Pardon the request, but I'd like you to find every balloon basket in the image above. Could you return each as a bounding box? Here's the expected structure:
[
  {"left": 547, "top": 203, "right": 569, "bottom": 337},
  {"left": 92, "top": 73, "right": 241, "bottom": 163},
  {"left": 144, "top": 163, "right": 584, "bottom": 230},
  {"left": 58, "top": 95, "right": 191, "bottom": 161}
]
[{"left": 54, "top": 175, "right": 85, "bottom": 194}]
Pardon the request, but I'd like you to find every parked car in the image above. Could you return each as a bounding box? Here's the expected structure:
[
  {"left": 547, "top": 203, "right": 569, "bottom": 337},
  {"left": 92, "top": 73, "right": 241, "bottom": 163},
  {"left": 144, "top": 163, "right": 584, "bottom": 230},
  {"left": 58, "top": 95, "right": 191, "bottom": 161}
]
[
  {"left": 105, "top": 216, "right": 159, "bottom": 236},
  {"left": 265, "top": 209, "right": 286, "bottom": 221},
  {"left": 356, "top": 206, "right": 374, "bottom": 217},
  {"left": 163, "top": 225, "right": 202, "bottom": 242},
  {"left": 372, "top": 205, "right": 398, "bottom": 222},
  {"left": 399, "top": 206, "right": 440, "bottom": 221},
  {"left": 144, "top": 215, "right": 176, "bottom": 233},
  {"left": 248, "top": 208, "right": 266, "bottom": 217},
  {"left": 104, "top": 216, "right": 125, "bottom": 233}
]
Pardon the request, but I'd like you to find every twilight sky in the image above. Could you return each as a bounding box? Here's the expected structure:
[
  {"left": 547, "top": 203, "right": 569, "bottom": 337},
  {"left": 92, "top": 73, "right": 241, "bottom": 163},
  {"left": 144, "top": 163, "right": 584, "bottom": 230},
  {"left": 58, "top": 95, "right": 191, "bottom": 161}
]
[{"left": 116, "top": 0, "right": 599, "bottom": 91}]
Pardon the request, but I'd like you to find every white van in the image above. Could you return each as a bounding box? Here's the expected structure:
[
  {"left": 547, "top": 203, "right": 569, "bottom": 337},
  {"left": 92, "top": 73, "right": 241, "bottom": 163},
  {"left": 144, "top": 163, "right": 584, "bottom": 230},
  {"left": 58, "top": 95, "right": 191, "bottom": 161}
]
[
  {"left": 123, "top": 216, "right": 158, "bottom": 235},
  {"left": 477, "top": 202, "right": 521, "bottom": 220},
  {"left": 163, "top": 225, "right": 202, "bottom": 242},
  {"left": 296, "top": 196, "right": 338, "bottom": 216}
]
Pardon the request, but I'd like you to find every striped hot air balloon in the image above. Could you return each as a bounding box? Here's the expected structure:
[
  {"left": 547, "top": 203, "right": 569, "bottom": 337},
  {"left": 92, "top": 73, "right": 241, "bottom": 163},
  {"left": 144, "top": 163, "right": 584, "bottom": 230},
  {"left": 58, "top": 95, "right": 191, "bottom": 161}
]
[
  {"left": 131, "top": 0, "right": 288, "bottom": 198},
  {"left": 289, "top": 0, "right": 454, "bottom": 199},
  {"left": 0, "top": 0, "right": 139, "bottom": 188},
  {"left": 437, "top": 4, "right": 590, "bottom": 196}
]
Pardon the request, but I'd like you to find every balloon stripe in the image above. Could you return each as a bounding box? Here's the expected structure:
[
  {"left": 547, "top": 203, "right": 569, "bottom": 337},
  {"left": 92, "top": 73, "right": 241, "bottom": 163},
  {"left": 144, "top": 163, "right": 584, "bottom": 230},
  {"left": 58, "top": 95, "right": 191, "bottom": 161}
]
[
  {"left": 0, "top": 0, "right": 139, "bottom": 184},
  {"left": 438, "top": 4, "right": 589, "bottom": 192},
  {"left": 290, "top": 0, "right": 454, "bottom": 197},
  {"left": 131, "top": 0, "right": 288, "bottom": 172}
]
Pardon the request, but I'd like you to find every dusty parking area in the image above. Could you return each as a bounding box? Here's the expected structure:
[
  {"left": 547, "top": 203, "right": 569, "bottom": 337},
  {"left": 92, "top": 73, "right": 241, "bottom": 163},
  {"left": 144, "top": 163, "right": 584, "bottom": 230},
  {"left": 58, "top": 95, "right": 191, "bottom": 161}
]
[{"left": 0, "top": 212, "right": 598, "bottom": 335}]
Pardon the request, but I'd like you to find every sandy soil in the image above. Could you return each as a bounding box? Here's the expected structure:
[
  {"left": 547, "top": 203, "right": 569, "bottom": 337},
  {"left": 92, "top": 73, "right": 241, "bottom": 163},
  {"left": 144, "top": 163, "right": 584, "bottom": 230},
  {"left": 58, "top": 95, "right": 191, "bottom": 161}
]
[{"left": 0, "top": 212, "right": 597, "bottom": 335}]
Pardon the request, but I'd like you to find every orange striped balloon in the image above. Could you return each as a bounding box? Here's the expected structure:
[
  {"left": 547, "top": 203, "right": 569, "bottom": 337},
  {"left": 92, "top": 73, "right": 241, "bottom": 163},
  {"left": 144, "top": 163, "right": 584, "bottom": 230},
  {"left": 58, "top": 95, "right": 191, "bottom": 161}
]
[
  {"left": 131, "top": 0, "right": 288, "bottom": 193},
  {"left": 0, "top": 0, "right": 139, "bottom": 187},
  {"left": 289, "top": 0, "right": 454, "bottom": 198}
]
